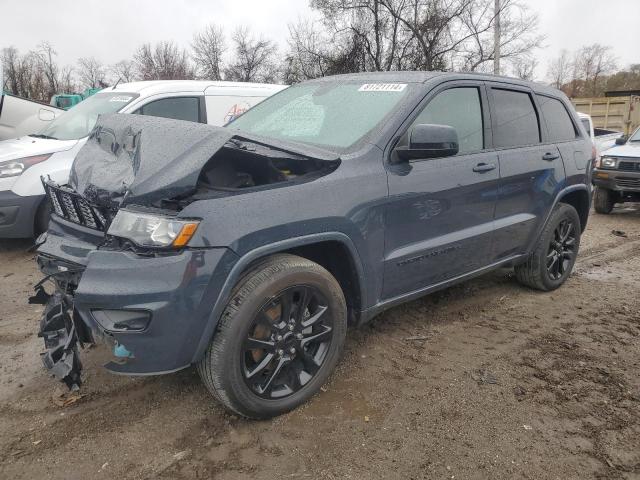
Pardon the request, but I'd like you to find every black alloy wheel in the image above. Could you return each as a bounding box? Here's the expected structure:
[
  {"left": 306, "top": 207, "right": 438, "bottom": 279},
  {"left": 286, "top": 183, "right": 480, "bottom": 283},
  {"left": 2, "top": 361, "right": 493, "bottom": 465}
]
[
  {"left": 546, "top": 218, "right": 577, "bottom": 280},
  {"left": 242, "top": 285, "right": 333, "bottom": 399},
  {"left": 514, "top": 203, "right": 581, "bottom": 291},
  {"left": 198, "top": 253, "right": 347, "bottom": 418}
]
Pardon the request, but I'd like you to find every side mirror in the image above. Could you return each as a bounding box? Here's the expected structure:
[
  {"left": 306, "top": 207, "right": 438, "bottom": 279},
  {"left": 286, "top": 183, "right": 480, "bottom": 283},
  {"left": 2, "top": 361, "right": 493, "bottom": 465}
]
[
  {"left": 615, "top": 136, "right": 627, "bottom": 145},
  {"left": 396, "top": 124, "right": 459, "bottom": 161},
  {"left": 38, "top": 109, "right": 56, "bottom": 122}
]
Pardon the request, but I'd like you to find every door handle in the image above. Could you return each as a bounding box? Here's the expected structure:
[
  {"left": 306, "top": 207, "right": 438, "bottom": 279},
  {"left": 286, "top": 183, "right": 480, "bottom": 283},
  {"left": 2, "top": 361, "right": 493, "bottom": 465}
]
[
  {"left": 542, "top": 152, "right": 560, "bottom": 161},
  {"left": 472, "top": 162, "right": 496, "bottom": 173}
]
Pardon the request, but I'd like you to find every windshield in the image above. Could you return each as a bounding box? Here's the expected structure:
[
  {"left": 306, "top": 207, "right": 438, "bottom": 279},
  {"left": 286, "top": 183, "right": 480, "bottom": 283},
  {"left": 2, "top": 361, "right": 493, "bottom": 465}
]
[
  {"left": 228, "top": 81, "right": 413, "bottom": 150},
  {"left": 629, "top": 127, "right": 640, "bottom": 142},
  {"left": 35, "top": 92, "right": 139, "bottom": 141}
]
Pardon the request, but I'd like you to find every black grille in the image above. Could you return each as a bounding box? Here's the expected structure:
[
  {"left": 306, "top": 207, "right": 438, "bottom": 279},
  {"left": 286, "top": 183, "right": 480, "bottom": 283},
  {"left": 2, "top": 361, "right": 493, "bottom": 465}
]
[
  {"left": 44, "top": 182, "right": 110, "bottom": 231},
  {"left": 615, "top": 177, "right": 640, "bottom": 189},
  {"left": 618, "top": 161, "right": 640, "bottom": 172}
]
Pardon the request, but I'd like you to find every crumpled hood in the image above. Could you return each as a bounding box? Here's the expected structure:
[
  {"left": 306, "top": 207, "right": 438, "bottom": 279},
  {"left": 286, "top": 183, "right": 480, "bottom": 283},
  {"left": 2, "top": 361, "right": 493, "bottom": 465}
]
[
  {"left": 602, "top": 141, "right": 640, "bottom": 158},
  {"left": 69, "top": 113, "right": 338, "bottom": 208},
  {"left": 0, "top": 136, "right": 78, "bottom": 162}
]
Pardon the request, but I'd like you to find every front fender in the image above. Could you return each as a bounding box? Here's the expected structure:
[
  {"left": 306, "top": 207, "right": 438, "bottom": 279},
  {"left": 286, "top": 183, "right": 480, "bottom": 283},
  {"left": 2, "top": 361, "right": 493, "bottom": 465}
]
[{"left": 191, "top": 231, "right": 366, "bottom": 363}]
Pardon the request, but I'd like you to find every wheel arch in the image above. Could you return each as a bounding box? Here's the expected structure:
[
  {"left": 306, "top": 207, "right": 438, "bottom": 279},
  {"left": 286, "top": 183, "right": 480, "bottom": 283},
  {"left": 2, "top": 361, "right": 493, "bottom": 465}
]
[
  {"left": 192, "top": 232, "right": 366, "bottom": 363},
  {"left": 525, "top": 184, "right": 591, "bottom": 255},
  {"left": 557, "top": 186, "right": 590, "bottom": 232}
]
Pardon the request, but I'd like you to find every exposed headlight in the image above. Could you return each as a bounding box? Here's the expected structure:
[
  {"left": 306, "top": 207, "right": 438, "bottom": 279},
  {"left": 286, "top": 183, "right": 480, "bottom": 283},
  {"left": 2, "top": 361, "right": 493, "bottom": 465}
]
[
  {"left": 107, "top": 209, "right": 200, "bottom": 248},
  {"left": 601, "top": 156, "right": 617, "bottom": 168},
  {"left": 0, "top": 154, "right": 51, "bottom": 178}
]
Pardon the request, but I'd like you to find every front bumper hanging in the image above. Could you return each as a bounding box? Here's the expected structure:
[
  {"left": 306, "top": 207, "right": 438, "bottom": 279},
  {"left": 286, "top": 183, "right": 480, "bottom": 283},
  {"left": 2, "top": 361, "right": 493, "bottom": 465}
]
[
  {"left": 31, "top": 257, "right": 89, "bottom": 391},
  {"left": 37, "top": 290, "right": 83, "bottom": 390}
]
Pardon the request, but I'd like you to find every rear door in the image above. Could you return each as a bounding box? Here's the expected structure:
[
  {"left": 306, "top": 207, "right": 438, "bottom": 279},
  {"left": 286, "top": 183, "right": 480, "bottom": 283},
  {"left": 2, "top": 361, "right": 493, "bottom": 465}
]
[
  {"left": 487, "top": 83, "right": 565, "bottom": 261},
  {"left": 382, "top": 81, "right": 499, "bottom": 299}
]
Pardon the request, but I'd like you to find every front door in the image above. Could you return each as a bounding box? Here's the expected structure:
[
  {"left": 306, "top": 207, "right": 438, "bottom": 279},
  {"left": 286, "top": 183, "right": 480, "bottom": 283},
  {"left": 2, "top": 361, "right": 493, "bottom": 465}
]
[{"left": 382, "top": 83, "right": 500, "bottom": 300}]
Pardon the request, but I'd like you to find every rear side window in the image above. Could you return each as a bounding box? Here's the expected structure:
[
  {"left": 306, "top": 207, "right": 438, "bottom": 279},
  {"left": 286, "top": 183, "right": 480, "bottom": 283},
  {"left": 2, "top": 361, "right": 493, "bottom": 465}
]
[
  {"left": 411, "top": 87, "right": 484, "bottom": 154},
  {"left": 538, "top": 95, "right": 577, "bottom": 142},
  {"left": 137, "top": 97, "right": 200, "bottom": 123},
  {"left": 491, "top": 89, "right": 540, "bottom": 148}
]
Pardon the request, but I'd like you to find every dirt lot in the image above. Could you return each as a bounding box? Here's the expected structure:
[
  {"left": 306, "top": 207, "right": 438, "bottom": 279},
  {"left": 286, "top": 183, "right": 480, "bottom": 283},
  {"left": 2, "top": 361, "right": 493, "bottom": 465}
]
[{"left": 1, "top": 206, "right": 639, "bottom": 480}]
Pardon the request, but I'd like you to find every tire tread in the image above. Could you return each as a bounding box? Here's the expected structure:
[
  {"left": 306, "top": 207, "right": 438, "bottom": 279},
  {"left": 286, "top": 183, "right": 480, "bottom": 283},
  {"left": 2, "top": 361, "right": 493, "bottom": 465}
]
[
  {"left": 514, "top": 203, "right": 581, "bottom": 292},
  {"left": 197, "top": 254, "right": 345, "bottom": 418}
]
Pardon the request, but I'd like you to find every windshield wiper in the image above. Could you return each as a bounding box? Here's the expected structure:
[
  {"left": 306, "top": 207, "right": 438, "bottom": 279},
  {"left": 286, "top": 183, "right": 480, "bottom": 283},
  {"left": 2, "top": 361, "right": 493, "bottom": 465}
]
[{"left": 29, "top": 134, "right": 58, "bottom": 140}]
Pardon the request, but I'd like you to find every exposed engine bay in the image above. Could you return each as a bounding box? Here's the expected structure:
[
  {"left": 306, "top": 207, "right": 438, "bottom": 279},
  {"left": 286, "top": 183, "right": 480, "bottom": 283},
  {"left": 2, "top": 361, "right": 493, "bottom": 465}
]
[{"left": 67, "top": 113, "right": 340, "bottom": 213}]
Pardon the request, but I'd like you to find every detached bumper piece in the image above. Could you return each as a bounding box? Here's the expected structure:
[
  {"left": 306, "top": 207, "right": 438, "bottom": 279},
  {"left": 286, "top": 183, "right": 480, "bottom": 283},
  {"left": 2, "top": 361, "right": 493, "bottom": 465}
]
[{"left": 38, "top": 291, "right": 83, "bottom": 390}]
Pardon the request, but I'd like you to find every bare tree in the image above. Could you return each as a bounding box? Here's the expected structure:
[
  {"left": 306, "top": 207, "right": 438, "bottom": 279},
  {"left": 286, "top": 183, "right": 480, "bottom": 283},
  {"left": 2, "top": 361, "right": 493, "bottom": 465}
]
[
  {"left": 288, "top": 0, "right": 542, "bottom": 77},
  {"left": 512, "top": 56, "right": 537, "bottom": 80},
  {"left": 225, "top": 26, "right": 279, "bottom": 82},
  {"left": 59, "top": 66, "right": 77, "bottom": 93},
  {"left": 1, "top": 46, "right": 20, "bottom": 93},
  {"left": 77, "top": 57, "right": 106, "bottom": 89},
  {"left": 111, "top": 60, "right": 136, "bottom": 83},
  {"left": 34, "top": 41, "right": 59, "bottom": 98},
  {"left": 458, "top": 0, "right": 544, "bottom": 73},
  {"left": 2, "top": 46, "right": 50, "bottom": 101},
  {"left": 547, "top": 49, "right": 571, "bottom": 89},
  {"left": 576, "top": 44, "right": 617, "bottom": 96},
  {"left": 134, "top": 41, "right": 194, "bottom": 80},
  {"left": 284, "top": 19, "right": 334, "bottom": 82},
  {"left": 308, "top": 0, "right": 415, "bottom": 72},
  {"left": 192, "top": 24, "right": 226, "bottom": 80}
]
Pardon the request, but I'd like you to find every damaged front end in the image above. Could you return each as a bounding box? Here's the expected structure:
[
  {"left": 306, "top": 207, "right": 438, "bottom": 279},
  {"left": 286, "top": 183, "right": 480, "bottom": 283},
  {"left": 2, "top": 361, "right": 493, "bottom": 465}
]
[
  {"left": 31, "top": 257, "right": 88, "bottom": 390},
  {"left": 33, "top": 113, "right": 339, "bottom": 390}
]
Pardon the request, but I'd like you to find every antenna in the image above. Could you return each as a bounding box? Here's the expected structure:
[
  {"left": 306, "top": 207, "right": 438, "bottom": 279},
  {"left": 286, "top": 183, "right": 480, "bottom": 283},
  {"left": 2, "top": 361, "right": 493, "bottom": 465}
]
[{"left": 112, "top": 77, "right": 122, "bottom": 90}]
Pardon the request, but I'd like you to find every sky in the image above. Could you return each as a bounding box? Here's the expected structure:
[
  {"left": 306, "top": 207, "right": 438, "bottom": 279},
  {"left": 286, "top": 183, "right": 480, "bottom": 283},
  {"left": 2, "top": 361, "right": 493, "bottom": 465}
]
[{"left": 1, "top": 0, "right": 638, "bottom": 81}]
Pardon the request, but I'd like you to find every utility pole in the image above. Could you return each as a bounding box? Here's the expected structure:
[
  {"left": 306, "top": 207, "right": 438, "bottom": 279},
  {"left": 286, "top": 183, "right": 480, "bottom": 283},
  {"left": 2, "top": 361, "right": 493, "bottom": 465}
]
[{"left": 494, "top": 0, "right": 501, "bottom": 75}]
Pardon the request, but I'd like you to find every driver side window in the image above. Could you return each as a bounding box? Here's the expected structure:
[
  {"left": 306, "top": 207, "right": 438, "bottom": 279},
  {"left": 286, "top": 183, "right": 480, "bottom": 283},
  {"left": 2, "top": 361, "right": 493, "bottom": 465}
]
[{"left": 408, "top": 87, "right": 484, "bottom": 154}]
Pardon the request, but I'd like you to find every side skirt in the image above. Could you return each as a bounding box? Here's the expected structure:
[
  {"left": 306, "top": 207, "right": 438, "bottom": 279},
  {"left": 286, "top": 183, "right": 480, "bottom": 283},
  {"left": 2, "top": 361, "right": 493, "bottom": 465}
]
[{"left": 358, "top": 253, "right": 528, "bottom": 325}]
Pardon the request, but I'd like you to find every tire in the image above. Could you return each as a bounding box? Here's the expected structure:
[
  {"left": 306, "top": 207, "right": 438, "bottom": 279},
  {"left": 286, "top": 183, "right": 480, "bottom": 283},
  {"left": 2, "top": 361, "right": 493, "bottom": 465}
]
[
  {"left": 515, "top": 203, "right": 581, "bottom": 292},
  {"left": 593, "top": 186, "right": 615, "bottom": 214},
  {"left": 33, "top": 199, "right": 51, "bottom": 238},
  {"left": 198, "top": 254, "right": 347, "bottom": 419}
]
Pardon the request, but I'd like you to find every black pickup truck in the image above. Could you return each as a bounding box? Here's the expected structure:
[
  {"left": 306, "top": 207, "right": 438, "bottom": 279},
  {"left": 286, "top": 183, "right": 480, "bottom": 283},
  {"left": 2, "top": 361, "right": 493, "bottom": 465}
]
[{"left": 34, "top": 72, "right": 593, "bottom": 418}]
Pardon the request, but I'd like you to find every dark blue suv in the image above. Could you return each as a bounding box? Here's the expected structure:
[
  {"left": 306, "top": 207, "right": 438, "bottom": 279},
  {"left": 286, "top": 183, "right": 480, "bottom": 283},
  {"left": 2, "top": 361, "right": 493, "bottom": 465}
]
[{"left": 35, "top": 72, "right": 593, "bottom": 418}]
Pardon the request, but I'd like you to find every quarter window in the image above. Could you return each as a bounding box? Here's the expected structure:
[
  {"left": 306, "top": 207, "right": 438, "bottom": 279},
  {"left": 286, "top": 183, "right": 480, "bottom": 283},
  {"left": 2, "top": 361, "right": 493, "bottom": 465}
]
[
  {"left": 538, "top": 95, "right": 577, "bottom": 142},
  {"left": 137, "top": 97, "right": 200, "bottom": 123},
  {"left": 491, "top": 89, "right": 540, "bottom": 148},
  {"left": 411, "top": 87, "right": 484, "bottom": 154}
]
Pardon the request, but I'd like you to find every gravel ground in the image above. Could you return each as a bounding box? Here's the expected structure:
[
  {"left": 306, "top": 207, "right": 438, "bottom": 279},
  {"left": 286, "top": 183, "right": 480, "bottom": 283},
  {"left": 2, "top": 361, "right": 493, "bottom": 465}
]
[{"left": 1, "top": 206, "right": 639, "bottom": 480}]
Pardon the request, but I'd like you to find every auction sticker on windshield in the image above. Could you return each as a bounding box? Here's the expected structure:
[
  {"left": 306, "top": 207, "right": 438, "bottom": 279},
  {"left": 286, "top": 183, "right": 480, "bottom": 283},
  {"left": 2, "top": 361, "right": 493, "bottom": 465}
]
[
  {"left": 109, "top": 96, "right": 134, "bottom": 102},
  {"left": 358, "top": 83, "right": 407, "bottom": 92}
]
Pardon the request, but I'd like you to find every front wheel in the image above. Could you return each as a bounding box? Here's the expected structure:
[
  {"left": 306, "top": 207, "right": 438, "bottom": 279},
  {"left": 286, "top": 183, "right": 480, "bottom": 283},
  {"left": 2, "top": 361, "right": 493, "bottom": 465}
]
[
  {"left": 515, "top": 203, "right": 581, "bottom": 291},
  {"left": 593, "top": 186, "right": 615, "bottom": 214},
  {"left": 198, "top": 254, "right": 347, "bottom": 419}
]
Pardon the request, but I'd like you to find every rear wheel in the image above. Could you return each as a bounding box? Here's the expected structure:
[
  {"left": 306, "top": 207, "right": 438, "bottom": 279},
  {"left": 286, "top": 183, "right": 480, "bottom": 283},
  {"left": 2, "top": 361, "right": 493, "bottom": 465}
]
[
  {"left": 515, "top": 203, "right": 581, "bottom": 291},
  {"left": 198, "top": 254, "right": 347, "bottom": 419},
  {"left": 593, "top": 186, "right": 615, "bottom": 214}
]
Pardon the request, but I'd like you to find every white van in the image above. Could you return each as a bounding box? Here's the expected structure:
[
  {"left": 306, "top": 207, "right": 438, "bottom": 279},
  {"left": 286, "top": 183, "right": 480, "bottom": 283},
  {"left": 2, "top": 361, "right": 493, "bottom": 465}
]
[{"left": 0, "top": 81, "right": 287, "bottom": 238}]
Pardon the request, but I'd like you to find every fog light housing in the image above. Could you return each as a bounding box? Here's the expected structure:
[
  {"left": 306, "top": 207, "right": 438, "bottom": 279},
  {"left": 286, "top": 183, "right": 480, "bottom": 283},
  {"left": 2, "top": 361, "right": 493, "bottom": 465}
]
[{"left": 92, "top": 309, "right": 151, "bottom": 332}]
